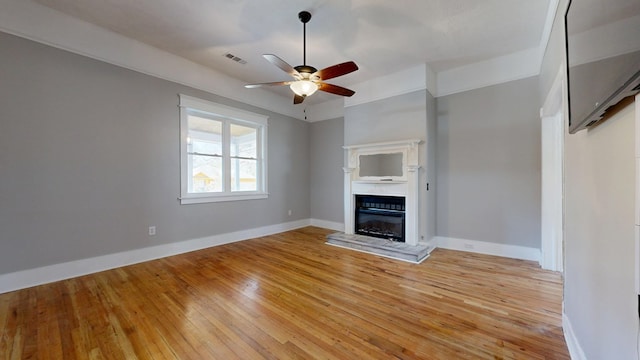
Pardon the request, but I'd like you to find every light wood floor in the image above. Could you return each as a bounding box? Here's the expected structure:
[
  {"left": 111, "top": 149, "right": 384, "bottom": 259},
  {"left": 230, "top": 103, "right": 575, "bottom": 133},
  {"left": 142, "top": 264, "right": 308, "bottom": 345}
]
[{"left": 0, "top": 227, "right": 569, "bottom": 359}]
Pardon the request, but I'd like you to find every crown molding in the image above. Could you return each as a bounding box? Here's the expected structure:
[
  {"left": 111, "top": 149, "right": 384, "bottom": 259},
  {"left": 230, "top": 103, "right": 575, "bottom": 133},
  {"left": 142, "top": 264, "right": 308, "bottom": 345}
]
[
  {"left": 538, "top": 0, "right": 562, "bottom": 73},
  {"left": 433, "top": 0, "right": 558, "bottom": 98},
  {"left": 0, "top": 0, "right": 305, "bottom": 121},
  {"left": 436, "top": 47, "right": 542, "bottom": 97},
  {"left": 344, "top": 64, "right": 431, "bottom": 108},
  {"left": 1, "top": 0, "right": 557, "bottom": 117}
]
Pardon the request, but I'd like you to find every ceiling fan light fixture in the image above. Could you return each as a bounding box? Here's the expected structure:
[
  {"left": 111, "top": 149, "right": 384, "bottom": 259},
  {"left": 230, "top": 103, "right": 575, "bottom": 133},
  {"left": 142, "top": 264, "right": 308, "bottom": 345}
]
[{"left": 290, "top": 80, "right": 318, "bottom": 97}]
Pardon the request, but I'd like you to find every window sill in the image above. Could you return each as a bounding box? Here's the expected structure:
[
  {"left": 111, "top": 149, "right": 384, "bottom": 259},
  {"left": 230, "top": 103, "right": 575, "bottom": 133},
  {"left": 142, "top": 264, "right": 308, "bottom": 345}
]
[{"left": 179, "top": 192, "right": 268, "bottom": 205}]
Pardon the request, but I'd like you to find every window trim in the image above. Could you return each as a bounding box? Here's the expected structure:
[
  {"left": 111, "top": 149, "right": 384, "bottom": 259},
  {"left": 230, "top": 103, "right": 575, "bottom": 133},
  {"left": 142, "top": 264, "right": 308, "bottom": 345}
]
[{"left": 178, "top": 94, "right": 268, "bottom": 204}]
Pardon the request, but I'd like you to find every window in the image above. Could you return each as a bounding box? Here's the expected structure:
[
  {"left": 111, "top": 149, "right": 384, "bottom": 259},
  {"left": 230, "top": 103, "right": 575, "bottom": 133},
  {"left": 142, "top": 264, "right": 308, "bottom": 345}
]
[{"left": 179, "top": 94, "right": 268, "bottom": 204}]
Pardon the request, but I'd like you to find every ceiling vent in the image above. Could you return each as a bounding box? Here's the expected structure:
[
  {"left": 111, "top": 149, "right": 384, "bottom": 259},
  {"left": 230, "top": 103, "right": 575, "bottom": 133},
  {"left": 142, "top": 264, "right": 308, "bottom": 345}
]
[{"left": 223, "top": 53, "right": 247, "bottom": 65}]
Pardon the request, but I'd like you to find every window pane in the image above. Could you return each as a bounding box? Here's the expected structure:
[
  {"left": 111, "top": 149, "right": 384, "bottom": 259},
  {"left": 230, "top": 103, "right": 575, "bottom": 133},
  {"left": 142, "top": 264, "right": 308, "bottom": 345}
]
[
  {"left": 191, "top": 139, "right": 220, "bottom": 155},
  {"left": 231, "top": 158, "right": 257, "bottom": 191},
  {"left": 189, "top": 154, "right": 222, "bottom": 193},
  {"left": 188, "top": 113, "right": 223, "bottom": 193},
  {"left": 188, "top": 113, "right": 222, "bottom": 155},
  {"left": 230, "top": 124, "right": 257, "bottom": 158}
]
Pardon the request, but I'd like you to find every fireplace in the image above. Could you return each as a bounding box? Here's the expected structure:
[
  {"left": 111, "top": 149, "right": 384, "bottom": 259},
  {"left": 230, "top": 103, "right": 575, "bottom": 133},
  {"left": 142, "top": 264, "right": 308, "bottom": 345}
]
[
  {"left": 343, "top": 139, "right": 423, "bottom": 246},
  {"left": 355, "top": 195, "right": 405, "bottom": 242}
]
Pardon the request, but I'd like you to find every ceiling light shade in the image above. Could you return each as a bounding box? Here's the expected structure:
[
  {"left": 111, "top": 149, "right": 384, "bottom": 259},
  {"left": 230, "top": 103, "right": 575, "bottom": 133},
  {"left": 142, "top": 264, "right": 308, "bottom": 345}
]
[{"left": 290, "top": 80, "right": 318, "bottom": 97}]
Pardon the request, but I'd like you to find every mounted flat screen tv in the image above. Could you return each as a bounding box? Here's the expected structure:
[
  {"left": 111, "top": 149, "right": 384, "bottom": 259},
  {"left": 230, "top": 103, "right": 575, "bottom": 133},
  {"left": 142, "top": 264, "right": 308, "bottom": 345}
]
[{"left": 565, "top": 0, "right": 640, "bottom": 133}]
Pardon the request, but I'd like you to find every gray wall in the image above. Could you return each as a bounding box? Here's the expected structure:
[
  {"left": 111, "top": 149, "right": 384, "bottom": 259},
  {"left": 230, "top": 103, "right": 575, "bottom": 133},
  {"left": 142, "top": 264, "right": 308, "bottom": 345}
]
[
  {"left": 309, "top": 117, "right": 344, "bottom": 224},
  {"left": 436, "top": 77, "right": 541, "bottom": 248},
  {"left": 344, "top": 90, "right": 429, "bottom": 241},
  {"left": 0, "top": 32, "right": 310, "bottom": 274},
  {"left": 538, "top": 0, "right": 640, "bottom": 356},
  {"left": 563, "top": 106, "right": 637, "bottom": 358},
  {"left": 344, "top": 90, "right": 428, "bottom": 146}
]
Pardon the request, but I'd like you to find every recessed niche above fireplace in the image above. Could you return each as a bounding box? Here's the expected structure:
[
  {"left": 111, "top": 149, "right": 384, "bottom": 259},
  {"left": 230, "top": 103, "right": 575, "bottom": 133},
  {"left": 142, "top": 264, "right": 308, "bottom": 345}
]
[{"left": 358, "top": 153, "right": 403, "bottom": 179}]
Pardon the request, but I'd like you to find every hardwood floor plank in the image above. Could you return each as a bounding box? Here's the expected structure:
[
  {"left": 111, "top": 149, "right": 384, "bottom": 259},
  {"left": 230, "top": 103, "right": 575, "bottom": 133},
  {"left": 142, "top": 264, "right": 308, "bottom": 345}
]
[
  {"left": 0, "top": 293, "right": 17, "bottom": 360},
  {"left": 0, "top": 227, "right": 569, "bottom": 359}
]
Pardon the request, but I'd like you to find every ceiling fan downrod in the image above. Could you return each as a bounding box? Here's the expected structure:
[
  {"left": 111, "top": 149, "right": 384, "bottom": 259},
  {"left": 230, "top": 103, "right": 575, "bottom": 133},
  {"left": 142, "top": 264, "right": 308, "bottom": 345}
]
[{"left": 299, "top": 11, "right": 311, "bottom": 67}]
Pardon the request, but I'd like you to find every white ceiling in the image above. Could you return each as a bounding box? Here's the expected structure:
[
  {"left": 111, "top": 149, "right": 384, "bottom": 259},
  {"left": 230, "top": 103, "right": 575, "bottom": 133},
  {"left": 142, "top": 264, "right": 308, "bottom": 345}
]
[{"left": 30, "top": 0, "right": 553, "bottom": 105}]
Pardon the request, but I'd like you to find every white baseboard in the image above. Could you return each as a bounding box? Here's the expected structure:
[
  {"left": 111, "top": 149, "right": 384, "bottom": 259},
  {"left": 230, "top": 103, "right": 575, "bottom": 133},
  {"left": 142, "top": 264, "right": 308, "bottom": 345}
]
[
  {"left": 563, "top": 312, "right": 587, "bottom": 360},
  {"left": 0, "top": 223, "right": 545, "bottom": 294},
  {"left": 309, "top": 218, "right": 344, "bottom": 232},
  {"left": 0, "top": 219, "right": 311, "bottom": 294},
  {"left": 434, "top": 236, "right": 541, "bottom": 262}
]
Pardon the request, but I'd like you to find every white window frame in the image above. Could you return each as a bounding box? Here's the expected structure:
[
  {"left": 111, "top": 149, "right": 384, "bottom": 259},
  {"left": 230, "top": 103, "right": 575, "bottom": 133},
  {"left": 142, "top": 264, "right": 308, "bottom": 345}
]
[{"left": 179, "top": 94, "right": 268, "bottom": 204}]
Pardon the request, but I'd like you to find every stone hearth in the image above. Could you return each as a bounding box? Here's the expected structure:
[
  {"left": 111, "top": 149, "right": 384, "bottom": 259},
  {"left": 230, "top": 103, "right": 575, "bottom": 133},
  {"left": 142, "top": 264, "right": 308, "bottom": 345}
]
[{"left": 326, "top": 232, "right": 431, "bottom": 263}]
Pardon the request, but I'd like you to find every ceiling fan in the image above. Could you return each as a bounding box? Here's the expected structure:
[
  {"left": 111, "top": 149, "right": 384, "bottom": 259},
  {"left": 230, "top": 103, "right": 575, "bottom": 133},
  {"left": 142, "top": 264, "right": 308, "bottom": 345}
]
[{"left": 245, "top": 11, "right": 358, "bottom": 104}]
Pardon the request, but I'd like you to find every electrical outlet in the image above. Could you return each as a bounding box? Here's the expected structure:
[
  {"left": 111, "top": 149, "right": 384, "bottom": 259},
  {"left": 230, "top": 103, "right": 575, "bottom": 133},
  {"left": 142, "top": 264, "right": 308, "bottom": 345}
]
[
  {"left": 288, "top": 210, "right": 292, "bottom": 216},
  {"left": 148, "top": 226, "right": 156, "bottom": 236}
]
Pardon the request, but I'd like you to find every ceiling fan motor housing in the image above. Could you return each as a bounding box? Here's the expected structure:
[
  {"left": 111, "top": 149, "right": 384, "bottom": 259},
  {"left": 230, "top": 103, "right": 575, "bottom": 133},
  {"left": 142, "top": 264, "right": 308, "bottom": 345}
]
[{"left": 294, "top": 65, "right": 319, "bottom": 80}]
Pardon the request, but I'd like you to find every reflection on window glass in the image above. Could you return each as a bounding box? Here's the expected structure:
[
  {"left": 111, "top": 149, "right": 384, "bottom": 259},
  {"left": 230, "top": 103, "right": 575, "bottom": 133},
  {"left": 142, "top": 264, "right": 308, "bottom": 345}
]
[
  {"left": 231, "top": 159, "right": 257, "bottom": 191},
  {"left": 190, "top": 155, "right": 222, "bottom": 192},
  {"left": 187, "top": 113, "right": 223, "bottom": 193},
  {"left": 230, "top": 124, "right": 257, "bottom": 191}
]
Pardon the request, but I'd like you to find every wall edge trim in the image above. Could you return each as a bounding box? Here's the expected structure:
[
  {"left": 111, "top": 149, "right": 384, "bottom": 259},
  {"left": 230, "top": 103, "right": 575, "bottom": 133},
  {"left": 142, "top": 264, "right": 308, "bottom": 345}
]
[
  {"left": 0, "top": 219, "right": 313, "bottom": 294},
  {"left": 434, "top": 236, "right": 541, "bottom": 262},
  {"left": 562, "top": 312, "right": 588, "bottom": 360},
  {"left": 309, "top": 219, "right": 344, "bottom": 232}
]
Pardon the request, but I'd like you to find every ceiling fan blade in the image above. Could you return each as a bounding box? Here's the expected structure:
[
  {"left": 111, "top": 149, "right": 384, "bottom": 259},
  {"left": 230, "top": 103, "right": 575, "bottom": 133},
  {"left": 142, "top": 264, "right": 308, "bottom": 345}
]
[
  {"left": 293, "top": 94, "right": 305, "bottom": 104},
  {"left": 245, "top": 81, "right": 292, "bottom": 88},
  {"left": 314, "top": 61, "right": 358, "bottom": 81},
  {"left": 263, "top": 54, "right": 300, "bottom": 78},
  {"left": 318, "top": 83, "right": 356, "bottom": 97}
]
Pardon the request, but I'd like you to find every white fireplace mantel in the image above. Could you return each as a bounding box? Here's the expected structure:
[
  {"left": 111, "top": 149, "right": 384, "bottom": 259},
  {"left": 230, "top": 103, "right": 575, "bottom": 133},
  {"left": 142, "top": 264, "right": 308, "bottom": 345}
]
[{"left": 343, "top": 139, "right": 422, "bottom": 246}]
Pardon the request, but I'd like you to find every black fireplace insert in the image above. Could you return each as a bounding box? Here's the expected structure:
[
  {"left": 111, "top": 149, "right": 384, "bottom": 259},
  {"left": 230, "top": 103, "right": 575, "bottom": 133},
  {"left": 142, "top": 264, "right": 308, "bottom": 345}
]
[{"left": 355, "top": 195, "right": 405, "bottom": 242}]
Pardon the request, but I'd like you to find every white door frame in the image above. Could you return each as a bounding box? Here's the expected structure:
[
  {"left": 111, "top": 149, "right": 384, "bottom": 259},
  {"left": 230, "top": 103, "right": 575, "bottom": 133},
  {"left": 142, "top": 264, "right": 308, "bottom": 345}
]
[{"left": 540, "top": 68, "right": 566, "bottom": 272}]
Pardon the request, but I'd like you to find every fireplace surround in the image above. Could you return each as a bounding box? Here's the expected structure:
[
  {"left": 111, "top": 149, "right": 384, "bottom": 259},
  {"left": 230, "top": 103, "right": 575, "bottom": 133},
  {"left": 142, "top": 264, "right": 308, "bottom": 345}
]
[{"left": 343, "top": 139, "right": 422, "bottom": 246}]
